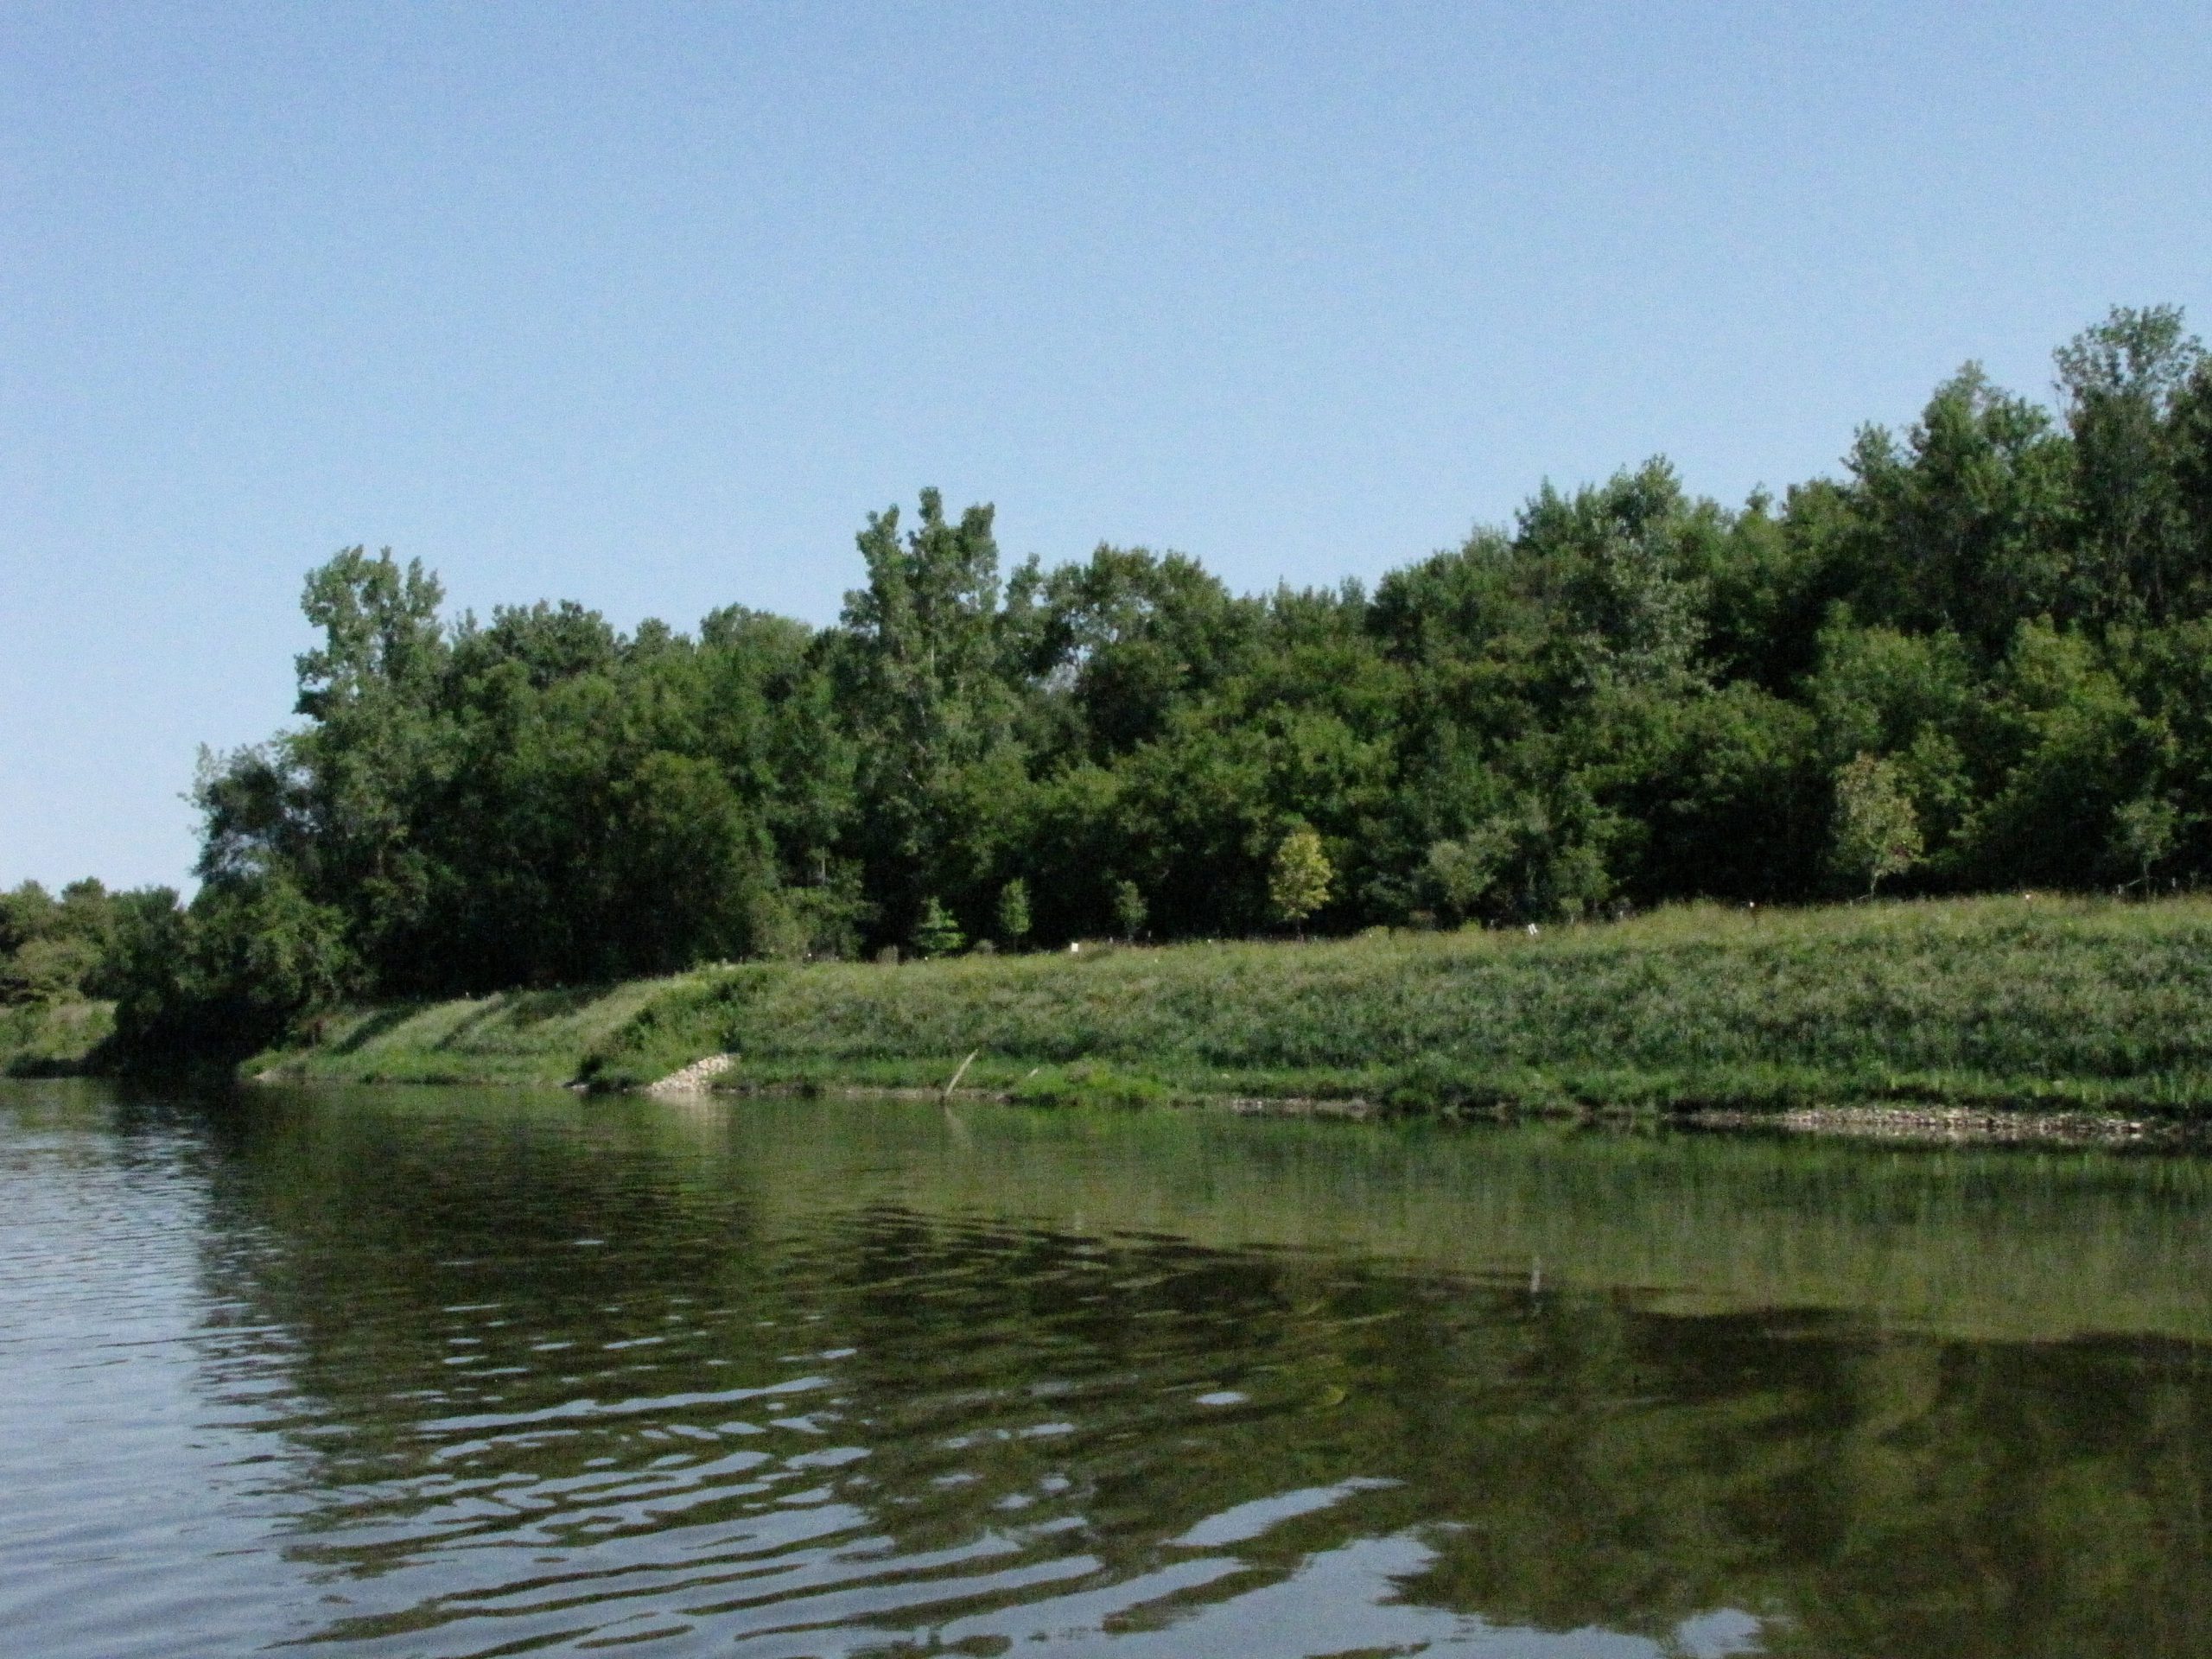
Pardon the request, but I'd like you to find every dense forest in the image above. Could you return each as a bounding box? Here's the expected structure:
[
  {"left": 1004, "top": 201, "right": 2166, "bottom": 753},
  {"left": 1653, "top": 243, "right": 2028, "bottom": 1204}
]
[{"left": 15, "top": 304, "right": 2212, "bottom": 1056}]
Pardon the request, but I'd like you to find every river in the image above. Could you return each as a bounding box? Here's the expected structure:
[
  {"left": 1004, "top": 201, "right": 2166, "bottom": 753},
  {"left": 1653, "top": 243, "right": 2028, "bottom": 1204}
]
[{"left": 3, "top": 1078, "right": 2209, "bottom": 1656}]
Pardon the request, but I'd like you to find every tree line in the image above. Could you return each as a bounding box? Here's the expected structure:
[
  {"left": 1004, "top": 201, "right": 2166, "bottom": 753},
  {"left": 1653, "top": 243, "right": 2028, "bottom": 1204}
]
[{"left": 16, "top": 304, "right": 2212, "bottom": 1056}]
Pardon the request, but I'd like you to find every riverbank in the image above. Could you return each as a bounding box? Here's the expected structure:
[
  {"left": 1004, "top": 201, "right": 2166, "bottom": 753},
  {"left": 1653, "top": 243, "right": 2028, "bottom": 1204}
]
[
  {"left": 0, "top": 998, "right": 111, "bottom": 1077},
  {"left": 238, "top": 894, "right": 2212, "bottom": 1124}
]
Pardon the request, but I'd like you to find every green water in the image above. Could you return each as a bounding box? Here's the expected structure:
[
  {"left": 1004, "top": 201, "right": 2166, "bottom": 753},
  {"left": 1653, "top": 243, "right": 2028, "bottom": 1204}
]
[{"left": 3, "top": 1080, "right": 2209, "bottom": 1656}]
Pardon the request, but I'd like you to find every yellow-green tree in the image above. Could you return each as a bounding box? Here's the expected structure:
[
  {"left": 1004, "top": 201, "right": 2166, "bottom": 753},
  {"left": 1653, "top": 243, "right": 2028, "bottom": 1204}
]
[
  {"left": 1268, "top": 827, "right": 1332, "bottom": 937},
  {"left": 1831, "top": 753, "right": 1923, "bottom": 897}
]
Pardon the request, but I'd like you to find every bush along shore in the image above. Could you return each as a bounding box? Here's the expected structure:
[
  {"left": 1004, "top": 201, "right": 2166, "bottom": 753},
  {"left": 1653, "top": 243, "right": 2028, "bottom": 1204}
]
[
  {"left": 0, "top": 998, "right": 112, "bottom": 1077},
  {"left": 235, "top": 895, "right": 2212, "bottom": 1130}
]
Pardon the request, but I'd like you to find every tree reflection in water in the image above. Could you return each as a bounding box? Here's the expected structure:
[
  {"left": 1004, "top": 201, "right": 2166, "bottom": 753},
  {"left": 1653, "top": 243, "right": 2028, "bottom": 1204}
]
[{"left": 6, "top": 1082, "right": 2209, "bottom": 1657}]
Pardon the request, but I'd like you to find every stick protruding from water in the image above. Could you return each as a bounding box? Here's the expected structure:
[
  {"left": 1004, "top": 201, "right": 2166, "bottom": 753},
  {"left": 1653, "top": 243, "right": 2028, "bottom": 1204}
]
[{"left": 942, "top": 1048, "right": 981, "bottom": 1102}]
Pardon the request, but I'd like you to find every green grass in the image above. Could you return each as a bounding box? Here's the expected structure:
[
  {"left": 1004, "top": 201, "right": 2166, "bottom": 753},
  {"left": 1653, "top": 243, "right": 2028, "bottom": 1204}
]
[
  {"left": 0, "top": 998, "right": 114, "bottom": 1076},
  {"left": 247, "top": 976, "right": 685, "bottom": 1087},
  {"left": 250, "top": 893, "right": 2212, "bottom": 1117}
]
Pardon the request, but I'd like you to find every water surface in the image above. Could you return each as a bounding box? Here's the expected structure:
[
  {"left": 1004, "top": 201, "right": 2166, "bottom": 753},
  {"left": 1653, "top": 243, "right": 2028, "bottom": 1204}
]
[{"left": 3, "top": 1079, "right": 2209, "bottom": 1656}]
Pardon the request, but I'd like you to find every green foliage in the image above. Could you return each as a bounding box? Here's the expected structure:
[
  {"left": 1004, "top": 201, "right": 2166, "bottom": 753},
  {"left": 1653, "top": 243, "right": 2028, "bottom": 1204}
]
[
  {"left": 1008, "top": 1059, "right": 1176, "bottom": 1108},
  {"left": 0, "top": 996, "right": 113, "bottom": 1076},
  {"left": 257, "top": 975, "right": 694, "bottom": 1088},
  {"left": 1838, "top": 368, "right": 2075, "bottom": 655},
  {"left": 1, "top": 934, "right": 101, "bottom": 1005},
  {"left": 2113, "top": 792, "right": 2180, "bottom": 891},
  {"left": 910, "top": 897, "right": 965, "bottom": 959},
  {"left": 995, "top": 878, "right": 1032, "bottom": 947},
  {"left": 0, "top": 881, "right": 58, "bottom": 963},
  {"left": 1425, "top": 831, "right": 1504, "bottom": 921},
  {"left": 1110, "top": 879, "right": 1147, "bottom": 941},
  {"left": 270, "top": 893, "right": 2212, "bottom": 1111},
  {"left": 104, "top": 887, "right": 190, "bottom": 1050},
  {"left": 0, "top": 877, "right": 146, "bottom": 1012},
  {"left": 1268, "top": 827, "right": 1332, "bottom": 931},
  {"left": 748, "top": 874, "right": 868, "bottom": 963},
  {"left": 2057, "top": 306, "right": 2208, "bottom": 621},
  {"left": 72, "top": 302, "right": 2212, "bottom": 1053},
  {"left": 1831, "top": 753, "right": 1924, "bottom": 897}
]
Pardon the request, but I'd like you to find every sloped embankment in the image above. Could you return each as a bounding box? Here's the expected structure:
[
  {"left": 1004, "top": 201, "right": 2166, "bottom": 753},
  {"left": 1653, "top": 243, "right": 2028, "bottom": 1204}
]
[
  {"left": 256, "top": 896, "right": 2212, "bottom": 1118},
  {"left": 0, "top": 998, "right": 113, "bottom": 1077},
  {"left": 250, "top": 976, "right": 683, "bottom": 1088}
]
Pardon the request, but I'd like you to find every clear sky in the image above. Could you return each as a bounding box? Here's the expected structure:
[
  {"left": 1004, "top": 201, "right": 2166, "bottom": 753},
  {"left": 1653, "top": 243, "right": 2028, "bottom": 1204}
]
[{"left": 5, "top": 1, "right": 2209, "bottom": 891}]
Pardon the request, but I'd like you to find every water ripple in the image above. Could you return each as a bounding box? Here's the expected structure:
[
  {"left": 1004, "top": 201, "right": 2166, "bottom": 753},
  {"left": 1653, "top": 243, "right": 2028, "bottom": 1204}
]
[{"left": 6, "top": 1083, "right": 2209, "bottom": 1656}]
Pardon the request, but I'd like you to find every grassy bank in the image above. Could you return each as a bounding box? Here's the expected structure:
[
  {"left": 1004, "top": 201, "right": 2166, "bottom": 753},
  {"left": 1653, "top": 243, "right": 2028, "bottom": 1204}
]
[
  {"left": 0, "top": 999, "right": 112, "bottom": 1077},
  {"left": 249, "top": 976, "right": 683, "bottom": 1088},
  {"left": 245, "top": 894, "right": 2212, "bottom": 1117}
]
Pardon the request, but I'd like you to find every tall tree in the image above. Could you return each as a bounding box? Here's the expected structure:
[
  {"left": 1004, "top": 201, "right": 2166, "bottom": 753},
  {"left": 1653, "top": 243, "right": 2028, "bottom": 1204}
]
[
  {"left": 840, "top": 491, "right": 1027, "bottom": 938},
  {"left": 2056, "top": 305, "right": 2209, "bottom": 621}
]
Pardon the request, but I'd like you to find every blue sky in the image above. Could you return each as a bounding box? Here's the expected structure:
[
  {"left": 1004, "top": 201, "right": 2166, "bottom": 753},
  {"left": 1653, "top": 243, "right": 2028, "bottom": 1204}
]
[{"left": 5, "top": 1, "right": 2209, "bottom": 889}]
